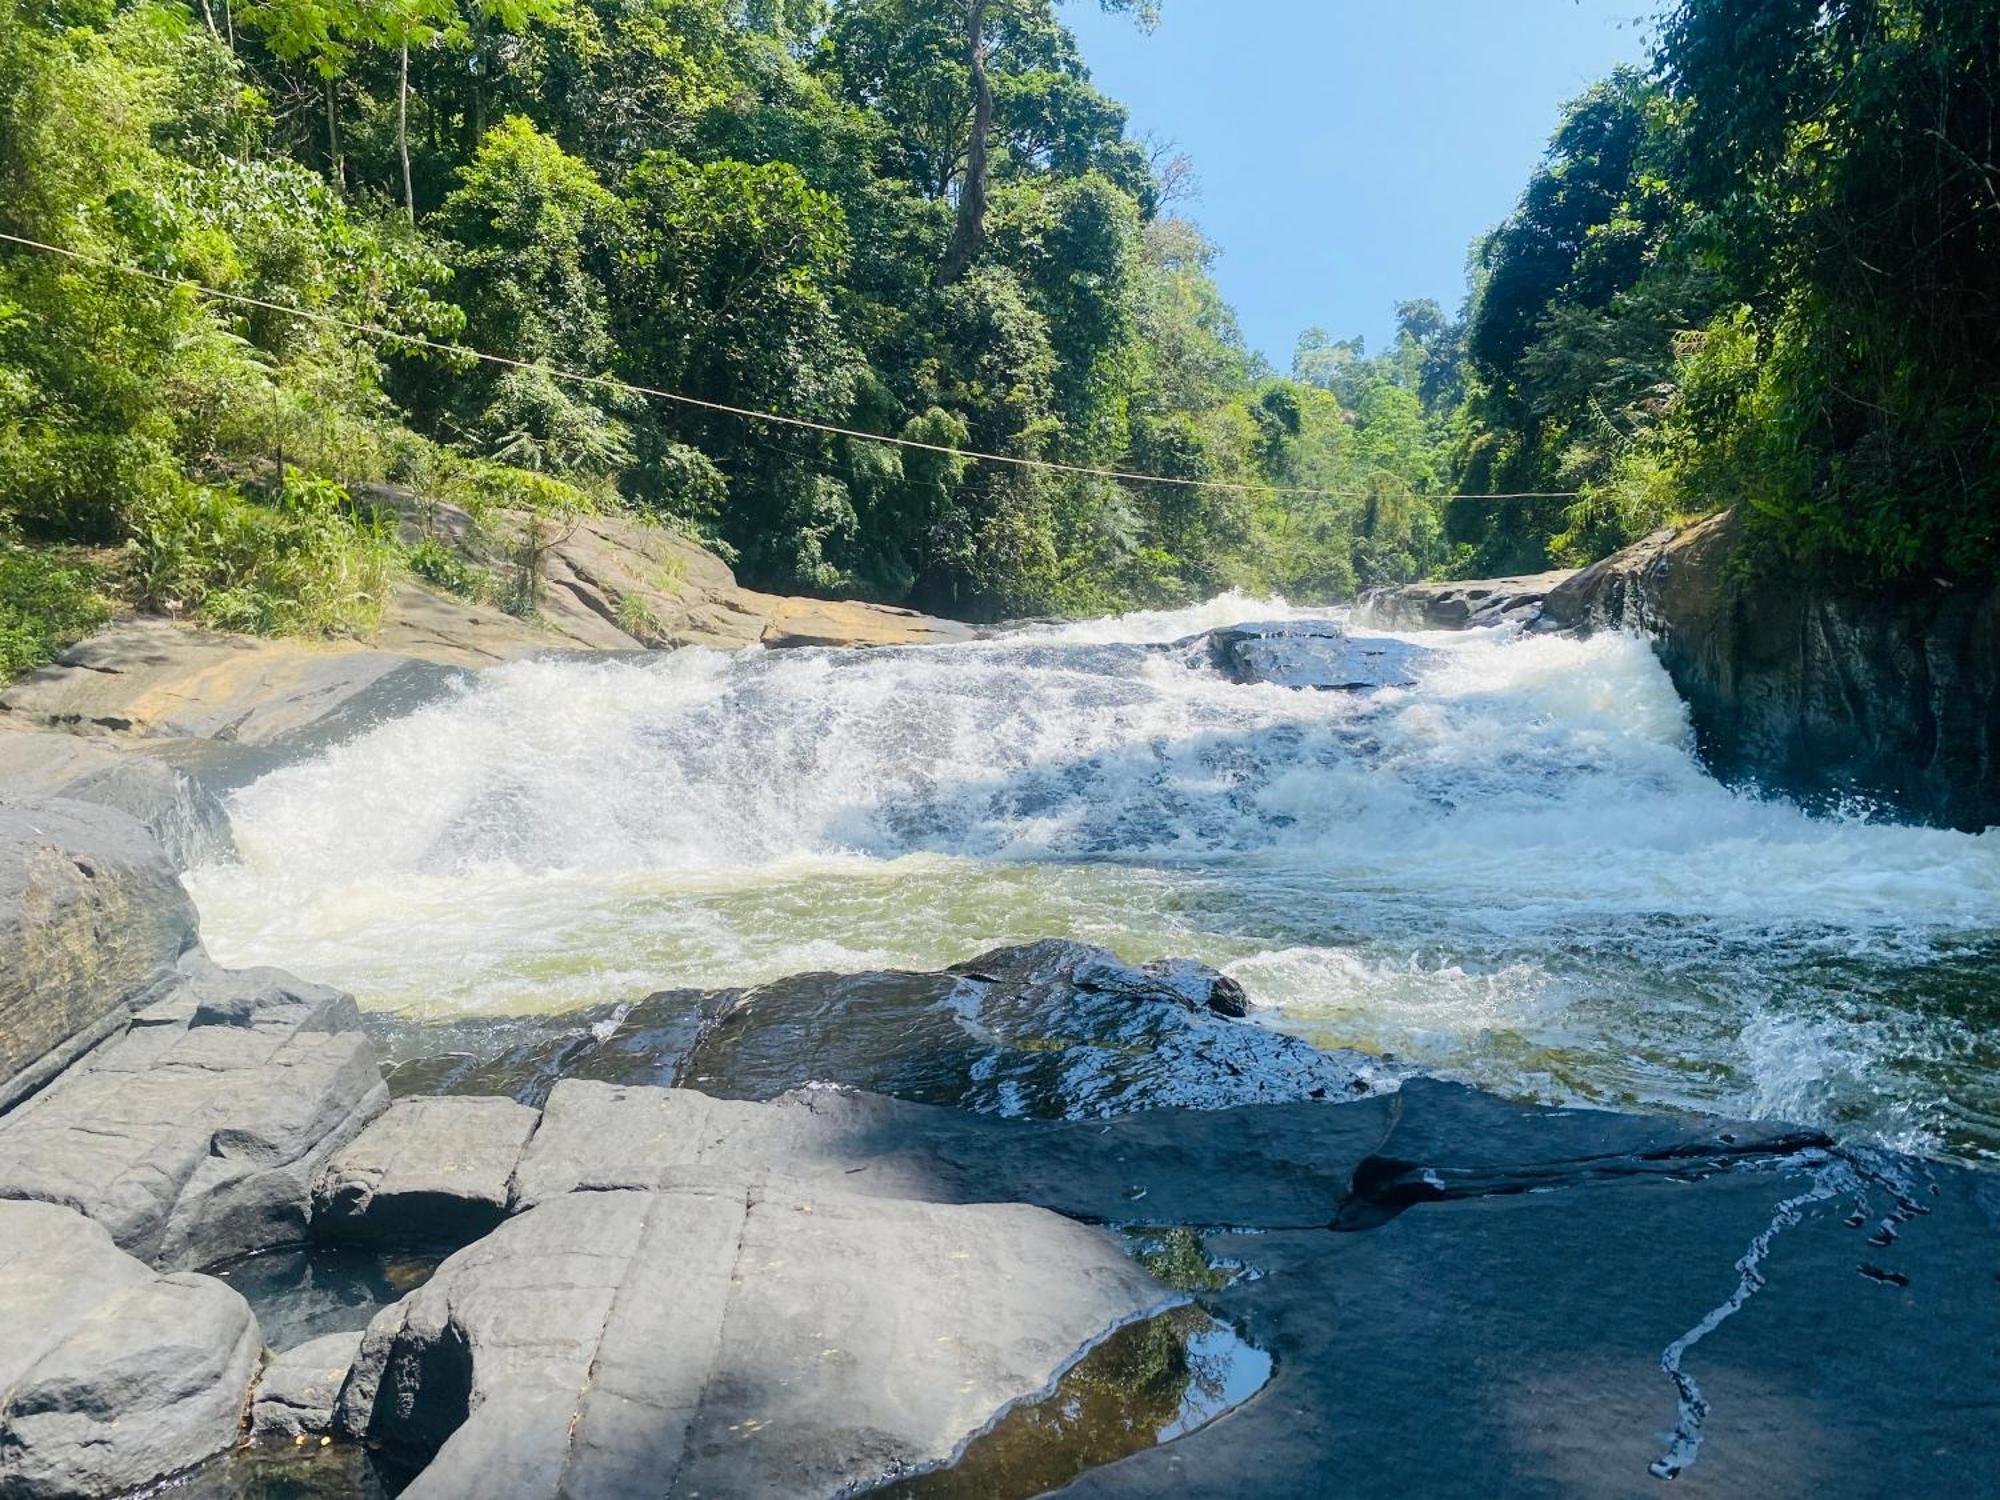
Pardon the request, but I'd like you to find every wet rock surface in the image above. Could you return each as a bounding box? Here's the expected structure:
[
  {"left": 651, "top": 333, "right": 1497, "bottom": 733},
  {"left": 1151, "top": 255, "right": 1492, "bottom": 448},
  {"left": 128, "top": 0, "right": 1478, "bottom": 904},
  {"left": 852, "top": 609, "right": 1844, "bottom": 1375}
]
[
  {"left": 1540, "top": 509, "right": 2000, "bottom": 831},
  {"left": 0, "top": 1200, "right": 261, "bottom": 1499},
  {"left": 1352, "top": 571, "right": 1575, "bottom": 631},
  {"left": 373, "top": 939, "right": 1369, "bottom": 1116},
  {"left": 1188, "top": 618, "right": 1427, "bottom": 690}
]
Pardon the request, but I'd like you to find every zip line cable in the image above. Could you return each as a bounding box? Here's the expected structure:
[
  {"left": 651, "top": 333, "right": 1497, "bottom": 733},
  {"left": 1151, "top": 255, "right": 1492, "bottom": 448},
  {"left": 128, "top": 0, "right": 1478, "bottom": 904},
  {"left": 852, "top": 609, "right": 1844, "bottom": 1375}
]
[{"left": 0, "top": 229, "right": 1583, "bottom": 504}]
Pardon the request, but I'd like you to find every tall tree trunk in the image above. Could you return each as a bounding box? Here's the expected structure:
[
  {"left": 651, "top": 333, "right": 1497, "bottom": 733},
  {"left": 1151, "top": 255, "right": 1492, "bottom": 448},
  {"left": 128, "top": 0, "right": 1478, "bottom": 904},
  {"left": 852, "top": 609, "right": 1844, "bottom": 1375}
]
[
  {"left": 222, "top": 0, "right": 234, "bottom": 50},
  {"left": 938, "top": 0, "right": 992, "bottom": 286},
  {"left": 399, "top": 43, "right": 415, "bottom": 225},
  {"left": 325, "top": 74, "right": 344, "bottom": 193},
  {"left": 194, "top": 0, "right": 219, "bottom": 39}
]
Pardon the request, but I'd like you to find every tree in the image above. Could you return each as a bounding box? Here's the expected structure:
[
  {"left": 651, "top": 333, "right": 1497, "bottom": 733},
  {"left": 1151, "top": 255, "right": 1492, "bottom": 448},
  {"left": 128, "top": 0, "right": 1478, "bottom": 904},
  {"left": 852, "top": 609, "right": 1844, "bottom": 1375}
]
[{"left": 936, "top": 0, "right": 1156, "bottom": 285}]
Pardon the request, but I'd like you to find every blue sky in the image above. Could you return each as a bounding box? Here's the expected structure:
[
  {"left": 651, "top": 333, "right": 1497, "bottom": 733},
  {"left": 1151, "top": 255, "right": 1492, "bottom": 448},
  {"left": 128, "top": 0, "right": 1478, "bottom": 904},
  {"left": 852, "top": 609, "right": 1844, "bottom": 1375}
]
[{"left": 1065, "top": 0, "right": 1656, "bottom": 368}]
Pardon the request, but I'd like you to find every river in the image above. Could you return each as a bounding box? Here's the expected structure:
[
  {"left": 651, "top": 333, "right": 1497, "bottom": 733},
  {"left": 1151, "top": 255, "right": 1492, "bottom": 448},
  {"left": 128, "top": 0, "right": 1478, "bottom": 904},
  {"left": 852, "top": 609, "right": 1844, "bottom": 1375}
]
[{"left": 184, "top": 596, "right": 2000, "bottom": 1164}]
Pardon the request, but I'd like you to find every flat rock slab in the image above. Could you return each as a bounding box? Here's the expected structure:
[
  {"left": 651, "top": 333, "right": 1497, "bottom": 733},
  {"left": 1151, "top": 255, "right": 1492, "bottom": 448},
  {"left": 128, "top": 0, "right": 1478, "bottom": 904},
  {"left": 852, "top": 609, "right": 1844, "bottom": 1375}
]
[
  {"left": 1192, "top": 619, "right": 1428, "bottom": 690},
  {"left": 251, "top": 1330, "right": 365, "bottom": 1440},
  {"left": 0, "top": 797, "right": 197, "bottom": 1112},
  {"left": 0, "top": 1200, "right": 261, "bottom": 1499},
  {"left": 377, "top": 939, "right": 1373, "bottom": 1118},
  {"left": 339, "top": 1184, "right": 1164, "bottom": 1498},
  {"left": 315, "top": 1096, "right": 538, "bottom": 1247},
  {"left": 1061, "top": 1158, "right": 2000, "bottom": 1499},
  {"left": 0, "top": 962, "right": 387, "bottom": 1269}
]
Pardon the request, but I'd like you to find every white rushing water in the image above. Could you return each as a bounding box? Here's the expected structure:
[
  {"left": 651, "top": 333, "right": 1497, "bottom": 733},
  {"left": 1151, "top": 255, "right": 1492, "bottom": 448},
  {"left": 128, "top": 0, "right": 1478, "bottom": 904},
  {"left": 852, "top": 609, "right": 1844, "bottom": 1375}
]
[{"left": 186, "top": 595, "right": 2000, "bottom": 1161}]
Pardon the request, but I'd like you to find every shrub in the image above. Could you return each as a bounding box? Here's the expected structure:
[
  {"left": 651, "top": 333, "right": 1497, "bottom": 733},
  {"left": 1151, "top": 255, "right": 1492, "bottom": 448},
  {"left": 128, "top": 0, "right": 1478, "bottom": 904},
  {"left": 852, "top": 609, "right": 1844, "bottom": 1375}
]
[
  {"left": 0, "top": 544, "right": 111, "bottom": 679},
  {"left": 127, "top": 471, "right": 394, "bottom": 636}
]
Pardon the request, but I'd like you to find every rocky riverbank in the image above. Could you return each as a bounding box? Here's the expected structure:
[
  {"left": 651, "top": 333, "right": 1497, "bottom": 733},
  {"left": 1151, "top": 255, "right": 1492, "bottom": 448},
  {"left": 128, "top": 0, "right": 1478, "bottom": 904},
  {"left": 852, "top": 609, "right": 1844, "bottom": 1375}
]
[
  {"left": 1359, "top": 510, "right": 2000, "bottom": 831},
  {"left": 2, "top": 795, "right": 1996, "bottom": 1498}
]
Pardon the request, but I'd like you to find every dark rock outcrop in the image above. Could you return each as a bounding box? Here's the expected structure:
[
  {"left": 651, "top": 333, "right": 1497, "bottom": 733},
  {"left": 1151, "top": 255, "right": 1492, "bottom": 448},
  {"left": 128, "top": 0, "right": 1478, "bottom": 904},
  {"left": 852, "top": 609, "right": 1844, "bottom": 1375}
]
[
  {"left": 0, "top": 798, "right": 198, "bottom": 1112},
  {"left": 1352, "top": 571, "right": 1575, "bottom": 631},
  {"left": 1541, "top": 510, "right": 2000, "bottom": 830},
  {"left": 1193, "top": 619, "right": 1427, "bottom": 691},
  {"left": 336, "top": 1181, "right": 1164, "bottom": 1498},
  {"left": 0, "top": 1200, "right": 261, "bottom": 1499},
  {"left": 374, "top": 939, "right": 1372, "bottom": 1117}
]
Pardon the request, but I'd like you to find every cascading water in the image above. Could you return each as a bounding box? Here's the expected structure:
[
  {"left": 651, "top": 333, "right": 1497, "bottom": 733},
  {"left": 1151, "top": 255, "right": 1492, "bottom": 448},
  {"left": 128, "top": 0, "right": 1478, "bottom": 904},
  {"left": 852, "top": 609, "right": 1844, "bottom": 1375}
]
[{"left": 185, "top": 595, "right": 2000, "bottom": 1162}]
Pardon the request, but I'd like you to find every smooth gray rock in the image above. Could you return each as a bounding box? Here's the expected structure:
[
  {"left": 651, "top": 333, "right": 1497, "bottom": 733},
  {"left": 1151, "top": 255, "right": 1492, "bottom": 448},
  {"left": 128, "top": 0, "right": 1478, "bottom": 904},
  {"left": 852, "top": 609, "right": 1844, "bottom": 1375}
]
[
  {"left": 504, "top": 1077, "right": 1819, "bottom": 1227},
  {"left": 251, "top": 1331, "right": 364, "bottom": 1440},
  {"left": 0, "top": 962, "right": 388, "bottom": 1269},
  {"left": 338, "top": 1182, "right": 1164, "bottom": 1498},
  {"left": 1194, "top": 618, "right": 1426, "bottom": 690},
  {"left": 376, "top": 940, "right": 1369, "bottom": 1118},
  {"left": 0, "top": 733, "right": 231, "bottom": 867},
  {"left": 0, "top": 798, "right": 196, "bottom": 1113},
  {"left": 0, "top": 1200, "right": 261, "bottom": 1499},
  {"left": 315, "top": 1097, "right": 539, "bottom": 1247}
]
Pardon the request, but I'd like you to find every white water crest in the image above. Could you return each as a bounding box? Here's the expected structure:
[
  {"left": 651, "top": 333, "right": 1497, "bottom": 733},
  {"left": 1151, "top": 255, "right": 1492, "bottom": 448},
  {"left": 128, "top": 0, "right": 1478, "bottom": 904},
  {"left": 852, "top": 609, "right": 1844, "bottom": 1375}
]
[{"left": 186, "top": 599, "right": 2000, "bottom": 1162}]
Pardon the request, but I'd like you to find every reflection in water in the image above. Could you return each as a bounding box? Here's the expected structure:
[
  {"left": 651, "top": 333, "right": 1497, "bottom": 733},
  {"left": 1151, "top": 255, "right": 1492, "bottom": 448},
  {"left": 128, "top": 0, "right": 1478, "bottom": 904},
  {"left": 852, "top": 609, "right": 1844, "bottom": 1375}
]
[
  {"left": 212, "top": 1246, "right": 438, "bottom": 1352},
  {"left": 875, "top": 1306, "right": 1272, "bottom": 1499},
  {"left": 162, "top": 1441, "right": 399, "bottom": 1500}
]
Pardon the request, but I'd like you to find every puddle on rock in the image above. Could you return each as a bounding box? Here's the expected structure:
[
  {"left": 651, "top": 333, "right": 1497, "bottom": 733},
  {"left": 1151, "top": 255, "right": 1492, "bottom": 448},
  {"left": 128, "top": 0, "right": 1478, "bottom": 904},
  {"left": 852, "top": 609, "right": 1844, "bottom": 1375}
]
[
  {"left": 138, "top": 1440, "right": 402, "bottom": 1499},
  {"left": 212, "top": 1246, "right": 440, "bottom": 1350},
  {"left": 872, "top": 1304, "right": 1272, "bottom": 1499}
]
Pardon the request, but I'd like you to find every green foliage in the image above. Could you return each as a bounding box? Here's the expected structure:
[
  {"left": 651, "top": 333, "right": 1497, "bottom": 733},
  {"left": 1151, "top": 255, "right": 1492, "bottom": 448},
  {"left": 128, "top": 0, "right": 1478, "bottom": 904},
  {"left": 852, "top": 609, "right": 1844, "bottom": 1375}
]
[
  {"left": 0, "top": 544, "right": 110, "bottom": 678},
  {"left": 405, "top": 533, "right": 493, "bottom": 600},
  {"left": 128, "top": 471, "right": 396, "bottom": 634}
]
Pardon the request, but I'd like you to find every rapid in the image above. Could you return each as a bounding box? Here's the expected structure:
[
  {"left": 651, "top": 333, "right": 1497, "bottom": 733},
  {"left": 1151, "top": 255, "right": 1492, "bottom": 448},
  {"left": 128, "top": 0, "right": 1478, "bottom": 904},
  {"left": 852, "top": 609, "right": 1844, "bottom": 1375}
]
[{"left": 184, "top": 596, "right": 2000, "bottom": 1164}]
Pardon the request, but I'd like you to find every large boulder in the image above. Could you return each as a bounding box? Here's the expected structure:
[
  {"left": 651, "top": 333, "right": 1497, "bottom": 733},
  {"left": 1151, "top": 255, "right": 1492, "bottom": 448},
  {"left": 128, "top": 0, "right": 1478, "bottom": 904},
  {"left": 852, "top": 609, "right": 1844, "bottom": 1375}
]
[
  {"left": 0, "top": 1200, "right": 261, "bottom": 1499},
  {"left": 1190, "top": 619, "right": 1427, "bottom": 691},
  {"left": 0, "top": 962, "right": 388, "bottom": 1269},
  {"left": 0, "top": 733, "right": 230, "bottom": 867},
  {"left": 337, "top": 1181, "right": 1163, "bottom": 1497},
  {"left": 1540, "top": 510, "right": 2000, "bottom": 830},
  {"left": 375, "top": 940, "right": 1374, "bottom": 1118},
  {"left": 0, "top": 798, "right": 196, "bottom": 1113}
]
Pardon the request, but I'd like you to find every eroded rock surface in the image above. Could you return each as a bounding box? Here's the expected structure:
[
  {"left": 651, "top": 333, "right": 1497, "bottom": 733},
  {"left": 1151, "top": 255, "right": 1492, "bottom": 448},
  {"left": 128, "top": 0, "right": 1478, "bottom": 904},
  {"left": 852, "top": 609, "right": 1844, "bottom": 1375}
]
[
  {"left": 337, "top": 1182, "right": 1163, "bottom": 1498},
  {"left": 375, "top": 940, "right": 1371, "bottom": 1117},
  {"left": 0, "top": 798, "right": 197, "bottom": 1112},
  {"left": 251, "top": 1331, "right": 364, "bottom": 1440},
  {"left": 0, "top": 1200, "right": 261, "bottom": 1499},
  {"left": 1541, "top": 509, "right": 2000, "bottom": 830},
  {"left": 314, "top": 1096, "right": 537, "bottom": 1247}
]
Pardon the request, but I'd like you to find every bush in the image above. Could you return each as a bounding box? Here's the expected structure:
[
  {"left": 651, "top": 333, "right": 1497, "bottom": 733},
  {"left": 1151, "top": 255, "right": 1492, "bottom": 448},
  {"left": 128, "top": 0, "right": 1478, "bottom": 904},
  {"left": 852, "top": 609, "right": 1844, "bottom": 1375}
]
[
  {"left": 127, "top": 471, "right": 394, "bottom": 636},
  {"left": 0, "top": 544, "right": 110, "bottom": 678},
  {"left": 405, "top": 535, "right": 494, "bottom": 603}
]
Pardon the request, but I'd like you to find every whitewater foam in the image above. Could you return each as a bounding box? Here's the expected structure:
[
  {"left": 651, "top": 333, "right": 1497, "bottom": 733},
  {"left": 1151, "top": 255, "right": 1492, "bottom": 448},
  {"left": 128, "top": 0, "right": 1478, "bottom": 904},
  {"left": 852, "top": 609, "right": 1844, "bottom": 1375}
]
[{"left": 185, "top": 598, "right": 2000, "bottom": 1160}]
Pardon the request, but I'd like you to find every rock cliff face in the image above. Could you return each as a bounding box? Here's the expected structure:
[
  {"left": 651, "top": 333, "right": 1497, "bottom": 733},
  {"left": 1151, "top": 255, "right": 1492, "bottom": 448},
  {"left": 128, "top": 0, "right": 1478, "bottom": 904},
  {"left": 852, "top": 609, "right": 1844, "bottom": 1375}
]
[{"left": 1540, "top": 510, "right": 2000, "bottom": 831}]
